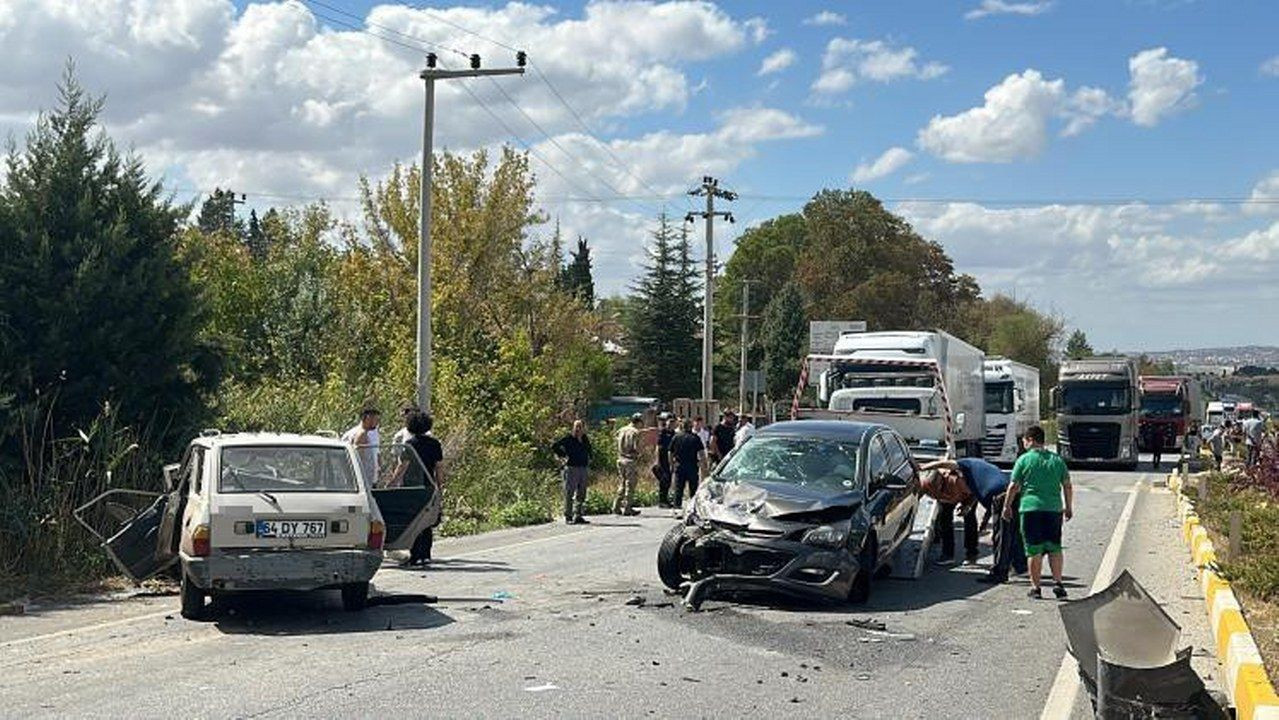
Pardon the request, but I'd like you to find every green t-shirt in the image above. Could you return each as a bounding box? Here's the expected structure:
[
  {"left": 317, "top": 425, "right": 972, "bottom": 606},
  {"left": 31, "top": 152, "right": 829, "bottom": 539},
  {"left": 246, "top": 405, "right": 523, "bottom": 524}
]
[{"left": 1010, "top": 448, "right": 1069, "bottom": 513}]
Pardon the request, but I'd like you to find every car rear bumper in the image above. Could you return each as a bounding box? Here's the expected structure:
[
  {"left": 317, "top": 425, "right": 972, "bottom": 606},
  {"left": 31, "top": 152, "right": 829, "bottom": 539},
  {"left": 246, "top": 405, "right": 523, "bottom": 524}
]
[
  {"left": 183, "top": 548, "right": 382, "bottom": 591},
  {"left": 682, "top": 530, "right": 858, "bottom": 602}
]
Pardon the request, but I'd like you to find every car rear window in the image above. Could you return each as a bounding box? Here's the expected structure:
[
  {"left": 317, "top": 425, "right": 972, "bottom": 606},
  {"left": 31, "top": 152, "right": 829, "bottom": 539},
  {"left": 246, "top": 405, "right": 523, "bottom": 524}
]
[{"left": 219, "top": 446, "right": 359, "bottom": 493}]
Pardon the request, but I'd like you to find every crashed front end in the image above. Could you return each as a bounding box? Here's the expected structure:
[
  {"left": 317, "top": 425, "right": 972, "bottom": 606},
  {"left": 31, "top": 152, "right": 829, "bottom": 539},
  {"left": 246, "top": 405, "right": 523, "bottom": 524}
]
[{"left": 676, "top": 481, "right": 868, "bottom": 605}]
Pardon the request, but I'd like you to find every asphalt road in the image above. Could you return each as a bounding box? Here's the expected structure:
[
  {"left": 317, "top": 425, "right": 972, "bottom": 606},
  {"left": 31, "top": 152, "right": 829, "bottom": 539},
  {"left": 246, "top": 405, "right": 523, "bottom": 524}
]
[{"left": 1, "top": 461, "right": 1224, "bottom": 719}]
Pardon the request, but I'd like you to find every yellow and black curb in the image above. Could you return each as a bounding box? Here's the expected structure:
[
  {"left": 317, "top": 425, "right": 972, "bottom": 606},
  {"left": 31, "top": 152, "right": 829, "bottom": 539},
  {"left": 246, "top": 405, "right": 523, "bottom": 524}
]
[{"left": 1169, "top": 472, "right": 1279, "bottom": 720}]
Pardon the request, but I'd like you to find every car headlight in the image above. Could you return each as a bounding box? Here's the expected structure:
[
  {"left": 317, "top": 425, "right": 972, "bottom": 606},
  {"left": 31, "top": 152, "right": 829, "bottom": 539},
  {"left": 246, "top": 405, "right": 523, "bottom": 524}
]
[{"left": 802, "top": 522, "right": 851, "bottom": 548}]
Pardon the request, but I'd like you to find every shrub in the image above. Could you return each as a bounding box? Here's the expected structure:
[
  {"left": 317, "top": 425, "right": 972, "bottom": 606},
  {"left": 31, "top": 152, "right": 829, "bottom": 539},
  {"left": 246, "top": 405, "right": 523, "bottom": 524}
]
[{"left": 495, "top": 498, "right": 552, "bottom": 528}]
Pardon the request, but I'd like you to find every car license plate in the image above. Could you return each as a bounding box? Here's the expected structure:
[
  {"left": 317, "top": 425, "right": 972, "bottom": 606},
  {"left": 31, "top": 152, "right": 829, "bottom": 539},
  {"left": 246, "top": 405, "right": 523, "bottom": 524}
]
[{"left": 255, "top": 519, "right": 327, "bottom": 539}]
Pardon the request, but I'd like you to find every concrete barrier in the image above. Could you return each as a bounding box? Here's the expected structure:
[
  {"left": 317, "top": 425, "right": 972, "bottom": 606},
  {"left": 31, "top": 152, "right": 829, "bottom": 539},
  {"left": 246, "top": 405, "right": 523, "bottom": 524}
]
[{"left": 1169, "top": 473, "right": 1279, "bottom": 720}]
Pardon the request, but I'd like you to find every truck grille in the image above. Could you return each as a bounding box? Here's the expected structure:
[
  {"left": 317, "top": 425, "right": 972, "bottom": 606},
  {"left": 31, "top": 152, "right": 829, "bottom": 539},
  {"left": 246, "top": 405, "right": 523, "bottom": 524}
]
[
  {"left": 981, "top": 428, "right": 1008, "bottom": 458},
  {"left": 1068, "top": 423, "right": 1120, "bottom": 460}
]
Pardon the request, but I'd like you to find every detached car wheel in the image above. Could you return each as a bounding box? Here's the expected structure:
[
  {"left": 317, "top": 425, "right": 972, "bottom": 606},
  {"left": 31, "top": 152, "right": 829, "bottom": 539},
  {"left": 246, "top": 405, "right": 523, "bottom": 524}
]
[
  {"left": 656, "top": 524, "right": 688, "bottom": 590},
  {"left": 341, "top": 581, "right": 369, "bottom": 611},
  {"left": 848, "top": 537, "right": 876, "bottom": 605},
  {"left": 179, "top": 572, "right": 206, "bottom": 620}
]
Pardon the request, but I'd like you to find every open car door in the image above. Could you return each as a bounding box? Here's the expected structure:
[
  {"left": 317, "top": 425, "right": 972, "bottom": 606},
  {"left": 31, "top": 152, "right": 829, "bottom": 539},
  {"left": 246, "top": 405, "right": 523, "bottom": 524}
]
[
  {"left": 371, "top": 442, "right": 441, "bottom": 550},
  {"left": 74, "top": 488, "right": 180, "bottom": 582}
]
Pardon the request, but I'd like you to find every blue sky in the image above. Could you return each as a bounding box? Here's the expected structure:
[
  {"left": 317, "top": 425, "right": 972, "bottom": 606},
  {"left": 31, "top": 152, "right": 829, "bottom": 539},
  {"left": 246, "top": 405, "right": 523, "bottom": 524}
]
[{"left": 4, "top": 1, "right": 1278, "bottom": 350}]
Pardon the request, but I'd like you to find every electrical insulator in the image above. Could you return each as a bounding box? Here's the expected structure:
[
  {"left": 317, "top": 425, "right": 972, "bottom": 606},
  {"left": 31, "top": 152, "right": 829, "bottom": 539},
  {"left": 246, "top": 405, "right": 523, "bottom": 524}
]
[
  {"left": 426, "top": 53, "right": 437, "bottom": 68},
  {"left": 470, "top": 54, "right": 481, "bottom": 69},
  {"left": 516, "top": 51, "right": 527, "bottom": 67}
]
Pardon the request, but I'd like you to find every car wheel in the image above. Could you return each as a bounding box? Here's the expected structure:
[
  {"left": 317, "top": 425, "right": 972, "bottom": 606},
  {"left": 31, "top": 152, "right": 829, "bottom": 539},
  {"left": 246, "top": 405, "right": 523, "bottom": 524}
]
[
  {"left": 341, "top": 582, "right": 369, "bottom": 611},
  {"left": 179, "top": 571, "right": 205, "bottom": 620},
  {"left": 656, "top": 524, "right": 688, "bottom": 590},
  {"left": 848, "top": 535, "right": 876, "bottom": 605}
]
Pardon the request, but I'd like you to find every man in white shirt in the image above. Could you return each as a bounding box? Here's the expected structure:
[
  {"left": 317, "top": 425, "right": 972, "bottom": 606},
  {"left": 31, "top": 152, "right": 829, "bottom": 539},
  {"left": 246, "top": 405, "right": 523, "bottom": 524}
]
[
  {"left": 342, "top": 406, "right": 381, "bottom": 485},
  {"left": 1241, "top": 411, "right": 1266, "bottom": 467},
  {"left": 391, "top": 401, "right": 418, "bottom": 446},
  {"left": 734, "top": 414, "right": 756, "bottom": 447}
]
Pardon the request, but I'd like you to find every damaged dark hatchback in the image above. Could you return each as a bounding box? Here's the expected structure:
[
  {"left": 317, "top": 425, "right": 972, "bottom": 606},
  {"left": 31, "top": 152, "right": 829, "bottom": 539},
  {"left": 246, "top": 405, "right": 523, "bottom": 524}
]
[{"left": 657, "top": 420, "right": 919, "bottom": 606}]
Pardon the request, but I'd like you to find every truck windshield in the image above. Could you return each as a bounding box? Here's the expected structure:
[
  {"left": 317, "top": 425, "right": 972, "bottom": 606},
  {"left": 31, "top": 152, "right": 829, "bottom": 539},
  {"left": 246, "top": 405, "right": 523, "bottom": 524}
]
[
  {"left": 1061, "top": 384, "right": 1131, "bottom": 415},
  {"left": 985, "top": 382, "right": 1015, "bottom": 414},
  {"left": 1140, "top": 394, "right": 1184, "bottom": 418},
  {"left": 717, "top": 437, "right": 861, "bottom": 492},
  {"left": 850, "top": 398, "right": 922, "bottom": 414},
  {"left": 828, "top": 362, "right": 934, "bottom": 390},
  {"left": 219, "top": 446, "right": 359, "bottom": 493}
]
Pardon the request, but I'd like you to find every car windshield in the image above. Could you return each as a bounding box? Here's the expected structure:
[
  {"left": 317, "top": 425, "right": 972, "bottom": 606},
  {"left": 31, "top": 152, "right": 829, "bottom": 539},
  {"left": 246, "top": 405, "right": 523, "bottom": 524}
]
[
  {"left": 716, "top": 436, "right": 860, "bottom": 492},
  {"left": 985, "top": 382, "right": 1015, "bottom": 414},
  {"left": 219, "top": 446, "right": 359, "bottom": 493},
  {"left": 1062, "top": 384, "right": 1132, "bottom": 415},
  {"left": 1140, "top": 394, "right": 1183, "bottom": 418}
]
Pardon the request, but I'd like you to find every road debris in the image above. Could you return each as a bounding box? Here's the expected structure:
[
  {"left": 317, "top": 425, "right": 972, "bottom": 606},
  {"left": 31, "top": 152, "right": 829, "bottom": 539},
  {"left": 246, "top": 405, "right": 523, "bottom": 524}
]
[
  {"left": 844, "top": 617, "right": 887, "bottom": 631},
  {"left": 523, "top": 683, "right": 559, "bottom": 693},
  {"left": 624, "top": 595, "right": 645, "bottom": 606}
]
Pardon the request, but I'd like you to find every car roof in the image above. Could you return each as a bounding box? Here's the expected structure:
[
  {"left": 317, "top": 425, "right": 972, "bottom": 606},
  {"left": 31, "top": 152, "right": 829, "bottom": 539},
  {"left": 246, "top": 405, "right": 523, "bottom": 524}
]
[
  {"left": 192, "top": 432, "right": 349, "bottom": 450},
  {"left": 754, "top": 420, "right": 885, "bottom": 442}
]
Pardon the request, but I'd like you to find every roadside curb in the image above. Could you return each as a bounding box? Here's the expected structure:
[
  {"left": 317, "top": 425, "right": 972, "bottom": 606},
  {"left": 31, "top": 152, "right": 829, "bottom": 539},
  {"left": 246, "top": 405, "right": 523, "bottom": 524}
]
[{"left": 1168, "top": 472, "right": 1279, "bottom": 720}]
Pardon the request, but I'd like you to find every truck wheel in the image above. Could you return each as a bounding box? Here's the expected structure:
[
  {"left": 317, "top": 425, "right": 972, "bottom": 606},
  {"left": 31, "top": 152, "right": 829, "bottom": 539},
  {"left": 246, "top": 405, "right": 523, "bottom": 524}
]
[
  {"left": 179, "top": 572, "right": 205, "bottom": 620},
  {"left": 656, "top": 524, "right": 688, "bottom": 590},
  {"left": 341, "top": 582, "right": 369, "bottom": 611},
  {"left": 848, "top": 536, "right": 876, "bottom": 605}
]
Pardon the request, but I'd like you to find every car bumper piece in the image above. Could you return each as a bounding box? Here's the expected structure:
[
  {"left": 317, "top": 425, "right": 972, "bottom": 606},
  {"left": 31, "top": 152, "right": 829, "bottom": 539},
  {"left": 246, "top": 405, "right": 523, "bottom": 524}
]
[{"left": 183, "top": 548, "right": 382, "bottom": 592}]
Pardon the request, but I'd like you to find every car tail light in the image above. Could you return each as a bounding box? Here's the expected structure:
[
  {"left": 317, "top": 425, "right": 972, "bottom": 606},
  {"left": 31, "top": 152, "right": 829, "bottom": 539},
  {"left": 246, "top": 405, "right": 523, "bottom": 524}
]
[
  {"left": 367, "top": 520, "right": 385, "bottom": 550},
  {"left": 192, "top": 524, "right": 211, "bottom": 557}
]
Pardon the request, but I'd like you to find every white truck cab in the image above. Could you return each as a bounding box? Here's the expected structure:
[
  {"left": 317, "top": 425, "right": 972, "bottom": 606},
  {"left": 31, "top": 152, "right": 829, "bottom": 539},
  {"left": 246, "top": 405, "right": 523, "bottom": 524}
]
[{"left": 981, "top": 358, "right": 1040, "bottom": 465}]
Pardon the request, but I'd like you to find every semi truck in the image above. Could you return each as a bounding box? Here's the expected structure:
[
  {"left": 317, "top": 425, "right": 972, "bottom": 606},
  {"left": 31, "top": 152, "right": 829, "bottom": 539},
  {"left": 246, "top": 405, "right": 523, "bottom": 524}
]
[
  {"left": 981, "top": 358, "right": 1041, "bottom": 465},
  {"left": 1137, "top": 375, "right": 1204, "bottom": 452},
  {"left": 1052, "top": 357, "right": 1140, "bottom": 469},
  {"left": 811, "top": 330, "right": 986, "bottom": 458}
]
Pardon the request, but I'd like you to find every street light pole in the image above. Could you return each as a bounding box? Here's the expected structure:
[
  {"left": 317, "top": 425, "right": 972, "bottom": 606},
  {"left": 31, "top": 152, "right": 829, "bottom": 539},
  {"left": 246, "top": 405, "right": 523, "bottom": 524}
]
[{"left": 416, "top": 52, "right": 525, "bottom": 412}]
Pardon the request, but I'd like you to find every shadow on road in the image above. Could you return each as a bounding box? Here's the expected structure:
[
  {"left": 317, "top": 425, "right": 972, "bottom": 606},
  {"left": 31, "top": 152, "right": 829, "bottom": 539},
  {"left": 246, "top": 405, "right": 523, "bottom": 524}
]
[
  {"left": 385, "top": 558, "right": 514, "bottom": 574},
  {"left": 209, "top": 590, "right": 455, "bottom": 636}
]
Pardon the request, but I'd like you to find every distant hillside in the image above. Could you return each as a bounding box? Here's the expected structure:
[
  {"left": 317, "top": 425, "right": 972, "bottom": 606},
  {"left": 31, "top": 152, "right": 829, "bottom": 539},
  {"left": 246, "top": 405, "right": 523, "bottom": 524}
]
[{"left": 1136, "top": 346, "right": 1279, "bottom": 369}]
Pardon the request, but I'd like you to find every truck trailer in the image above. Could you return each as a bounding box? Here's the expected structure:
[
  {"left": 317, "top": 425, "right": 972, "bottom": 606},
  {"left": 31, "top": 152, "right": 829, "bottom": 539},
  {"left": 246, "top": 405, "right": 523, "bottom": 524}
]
[
  {"left": 1053, "top": 357, "right": 1140, "bottom": 469},
  {"left": 1137, "top": 375, "right": 1203, "bottom": 452},
  {"left": 811, "top": 330, "right": 986, "bottom": 458},
  {"left": 981, "top": 358, "right": 1041, "bottom": 465}
]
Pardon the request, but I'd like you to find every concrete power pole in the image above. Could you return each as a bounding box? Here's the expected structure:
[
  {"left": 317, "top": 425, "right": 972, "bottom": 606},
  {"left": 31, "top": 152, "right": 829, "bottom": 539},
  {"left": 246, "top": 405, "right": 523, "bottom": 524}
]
[
  {"left": 417, "top": 52, "right": 525, "bottom": 412},
  {"left": 686, "top": 176, "right": 736, "bottom": 402},
  {"left": 736, "top": 280, "right": 759, "bottom": 413}
]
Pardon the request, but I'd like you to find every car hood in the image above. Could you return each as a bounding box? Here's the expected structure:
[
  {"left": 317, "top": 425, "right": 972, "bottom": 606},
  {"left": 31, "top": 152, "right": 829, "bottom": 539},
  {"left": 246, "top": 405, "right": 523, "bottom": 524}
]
[{"left": 693, "top": 479, "right": 861, "bottom": 529}]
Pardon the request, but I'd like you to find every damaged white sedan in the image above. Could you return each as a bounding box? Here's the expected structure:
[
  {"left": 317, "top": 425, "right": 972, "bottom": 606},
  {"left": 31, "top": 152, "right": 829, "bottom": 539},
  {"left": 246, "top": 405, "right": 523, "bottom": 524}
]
[
  {"left": 657, "top": 420, "right": 920, "bottom": 609},
  {"left": 77, "top": 432, "right": 439, "bottom": 619}
]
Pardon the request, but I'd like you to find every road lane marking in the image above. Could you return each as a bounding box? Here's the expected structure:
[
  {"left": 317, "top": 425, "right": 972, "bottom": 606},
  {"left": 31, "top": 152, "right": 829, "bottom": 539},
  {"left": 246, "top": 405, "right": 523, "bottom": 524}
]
[
  {"left": 0, "top": 608, "right": 175, "bottom": 649},
  {"left": 1039, "top": 479, "right": 1143, "bottom": 720}
]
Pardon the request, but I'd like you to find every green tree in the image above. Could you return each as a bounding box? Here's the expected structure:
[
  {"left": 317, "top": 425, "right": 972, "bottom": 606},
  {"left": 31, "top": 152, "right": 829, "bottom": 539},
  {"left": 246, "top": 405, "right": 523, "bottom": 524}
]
[
  {"left": 562, "top": 236, "right": 595, "bottom": 307},
  {"left": 760, "top": 282, "right": 806, "bottom": 399},
  {"left": 626, "top": 214, "right": 701, "bottom": 400},
  {"left": 245, "top": 208, "right": 270, "bottom": 261},
  {"left": 196, "top": 188, "right": 243, "bottom": 239},
  {"left": 1064, "top": 330, "right": 1095, "bottom": 360},
  {"left": 0, "top": 70, "right": 219, "bottom": 448}
]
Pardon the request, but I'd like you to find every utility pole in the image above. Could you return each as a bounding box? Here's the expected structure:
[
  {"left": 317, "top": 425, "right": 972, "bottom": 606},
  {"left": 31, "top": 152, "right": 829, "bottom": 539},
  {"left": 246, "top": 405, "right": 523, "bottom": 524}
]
[
  {"left": 416, "top": 51, "right": 526, "bottom": 412},
  {"left": 686, "top": 176, "right": 735, "bottom": 402},
  {"left": 736, "top": 280, "right": 760, "bottom": 413}
]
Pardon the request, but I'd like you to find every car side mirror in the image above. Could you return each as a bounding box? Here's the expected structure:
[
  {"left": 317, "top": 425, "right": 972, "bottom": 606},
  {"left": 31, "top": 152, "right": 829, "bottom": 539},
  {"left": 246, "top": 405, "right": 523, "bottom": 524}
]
[
  {"left": 162, "top": 463, "right": 180, "bottom": 492},
  {"left": 872, "top": 471, "right": 909, "bottom": 492}
]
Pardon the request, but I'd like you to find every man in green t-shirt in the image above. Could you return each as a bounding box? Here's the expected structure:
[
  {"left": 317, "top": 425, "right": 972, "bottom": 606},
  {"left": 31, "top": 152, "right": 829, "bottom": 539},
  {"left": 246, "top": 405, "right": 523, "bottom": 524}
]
[{"left": 1001, "top": 425, "right": 1073, "bottom": 600}]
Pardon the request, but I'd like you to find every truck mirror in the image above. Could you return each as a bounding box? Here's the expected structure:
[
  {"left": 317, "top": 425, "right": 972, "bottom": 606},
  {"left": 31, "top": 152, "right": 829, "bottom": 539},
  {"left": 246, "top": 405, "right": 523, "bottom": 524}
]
[
  {"left": 1050, "top": 386, "right": 1061, "bottom": 410},
  {"left": 818, "top": 371, "right": 830, "bottom": 404},
  {"left": 955, "top": 412, "right": 966, "bottom": 433}
]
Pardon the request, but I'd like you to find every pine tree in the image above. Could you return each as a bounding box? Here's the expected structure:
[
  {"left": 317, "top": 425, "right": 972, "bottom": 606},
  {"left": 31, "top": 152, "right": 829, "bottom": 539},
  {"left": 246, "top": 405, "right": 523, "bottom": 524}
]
[
  {"left": 197, "top": 188, "right": 242, "bottom": 238},
  {"left": 0, "top": 68, "right": 220, "bottom": 449},
  {"left": 1065, "top": 329, "right": 1094, "bottom": 360},
  {"left": 625, "top": 214, "right": 701, "bottom": 400},
  {"left": 245, "top": 208, "right": 270, "bottom": 261},
  {"left": 760, "top": 283, "right": 806, "bottom": 399},
  {"left": 562, "top": 236, "right": 595, "bottom": 307}
]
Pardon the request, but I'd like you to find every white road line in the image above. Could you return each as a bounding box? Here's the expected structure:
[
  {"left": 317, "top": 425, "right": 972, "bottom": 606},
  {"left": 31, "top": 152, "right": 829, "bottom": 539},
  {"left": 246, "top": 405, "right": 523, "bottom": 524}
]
[
  {"left": 1039, "top": 478, "right": 1143, "bottom": 720},
  {"left": 0, "top": 608, "right": 175, "bottom": 649}
]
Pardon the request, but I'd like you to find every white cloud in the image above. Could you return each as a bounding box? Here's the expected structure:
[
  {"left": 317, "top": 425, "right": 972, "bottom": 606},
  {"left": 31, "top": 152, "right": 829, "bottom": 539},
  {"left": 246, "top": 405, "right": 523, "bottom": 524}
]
[
  {"left": 758, "top": 48, "right": 797, "bottom": 76},
  {"left": 803, "top": 11, "right": 847, "bottom": 26},
  {"left": 1127, "top": 47, "right": 1203, "bottom": 126},
  {"left": 851, "top": 147, "right": 914, "bottom": 182},
  {"left": 1245, "top": 171, "right": 1279, "bottom": 216},
  {"left": 1062, "top": 86, "right": 1123, "bottom": 136},
  {"left": 917, "top": 70, "right": 1065, "bottom": 162},
  {"left": 1262, "top": 56, "right": 1279, "bottom": 77},
  {"left": 964, "top": 1, "right": 1054, "bottom": 20},
  {"left": 744, "top": 17, "right": 771, "bottom": 44},
  {"left": 897, "top": 200, "right": 1279, "bottom": 346},
  {"left": 812, "top": 38, "right": 948, "bottom": 95}
]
